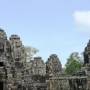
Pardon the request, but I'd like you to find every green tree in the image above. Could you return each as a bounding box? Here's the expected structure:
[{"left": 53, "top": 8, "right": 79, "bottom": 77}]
[{"left": 65, "top": 52, "right": 83, "bottom": 75}]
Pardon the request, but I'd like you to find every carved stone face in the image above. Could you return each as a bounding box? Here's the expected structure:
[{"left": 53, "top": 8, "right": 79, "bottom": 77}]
[
  {"left": 9, "top": 35, "right": 22, "bottom": 47},
  {"left": 0, "top": 30, "right": 6, "bottom": 54},
  {"left": 0, "top": 40, "right": 4, "bottom": 53},
  {"left": 0, "top": 29, "right": 7, "bottom": 39},
  {"left": 84, "top": 40, "right": 90, "bottom": 64},
  {"left": 46, "top": 54, "right": 62, "bottom": 75},
  {"left": 9, "top": 35, "right": 23, "bottom": 62}
]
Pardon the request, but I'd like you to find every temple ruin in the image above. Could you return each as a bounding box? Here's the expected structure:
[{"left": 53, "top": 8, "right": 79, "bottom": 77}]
[{"left": 0, "top": 29, "right": 90, "bottom": 90}]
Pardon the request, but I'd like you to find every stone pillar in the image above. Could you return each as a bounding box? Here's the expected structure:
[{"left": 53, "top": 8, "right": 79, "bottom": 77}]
[{"left": 87, "top": 78, "right": 90, "bottom": 90}]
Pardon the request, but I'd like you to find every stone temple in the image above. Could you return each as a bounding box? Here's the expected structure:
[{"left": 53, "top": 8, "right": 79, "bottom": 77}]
[
  {"left": 0, "top": 29, "right": 63, "bottom": 90},
  {"left": 0, "top": 29, "right": 90, "bottom": 90}
]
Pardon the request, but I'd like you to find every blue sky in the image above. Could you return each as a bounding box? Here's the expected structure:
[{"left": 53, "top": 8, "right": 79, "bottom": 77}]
[{"left": 0, "top": 0, "right": 90, "bottom": 66}]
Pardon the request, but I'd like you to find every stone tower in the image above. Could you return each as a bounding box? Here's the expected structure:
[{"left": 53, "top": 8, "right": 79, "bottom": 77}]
[
  {"left": 84, "top": 40, "right": 90, "bottom": 65},
  {"left": 31, "top": 57, "right": 46, "bottom": 76},
  {"left": 46, "top": 54, "right": 62, "bottom": 76},
  {"left": 9, "top": 34, "right": 26, "bottom": 89},
  {"left": 9, "top": 34, "right": 26, "bottom": 67},
  {"left": 0, "top": 29, "right": 12, "bottom": 90}
]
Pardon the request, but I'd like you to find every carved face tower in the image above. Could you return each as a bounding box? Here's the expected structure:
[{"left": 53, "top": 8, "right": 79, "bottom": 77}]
[
  {"left": 0, "top": 29, "right": 7, "bottom": 56},
  {"left": 84, "top": 40, "right": 90, "bottom": 65},
  {"left": 46, "top": 54, "right": 62, "bottom": 76},
  {"left": 0, "top": 29, "right": 7, "bottom": 39},
  {"left": 9, "top": 35, "right": 22, "bottom": 61}
]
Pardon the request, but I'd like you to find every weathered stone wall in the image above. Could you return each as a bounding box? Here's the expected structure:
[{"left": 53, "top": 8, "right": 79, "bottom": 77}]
[{"left": 47, "top": 76, "right": 87, "bottom": 90}]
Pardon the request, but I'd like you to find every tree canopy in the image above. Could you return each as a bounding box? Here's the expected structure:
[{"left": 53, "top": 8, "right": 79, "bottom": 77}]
[{"left": 65, "top": 52, "right": 83, "bottom": 75}]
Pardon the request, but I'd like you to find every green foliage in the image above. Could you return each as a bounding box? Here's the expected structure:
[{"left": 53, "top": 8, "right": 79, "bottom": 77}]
[{"left": 65, "top": 52, "right": 82, "bottom": 75}]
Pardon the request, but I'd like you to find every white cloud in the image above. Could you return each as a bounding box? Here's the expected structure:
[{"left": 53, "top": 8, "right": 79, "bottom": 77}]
[{"left": 73, "top": 11, "right": 90, "bottom": 27}]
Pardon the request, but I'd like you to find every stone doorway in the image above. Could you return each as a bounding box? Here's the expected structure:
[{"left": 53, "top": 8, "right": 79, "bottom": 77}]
[{"left": 0, "top": 81, "right": 3, "bottom": 90}]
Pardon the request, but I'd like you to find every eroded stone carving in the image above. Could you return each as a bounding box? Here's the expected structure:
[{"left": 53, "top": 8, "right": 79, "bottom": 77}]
[
  {"left": 31, "top": 57, "right": 46, "bottom": 76},
  {"left": 84, "top": 40, "right": 90, "bottom": 65},
  {"left": 46, "top": 54, "right": 62, "bottom": 76}
]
